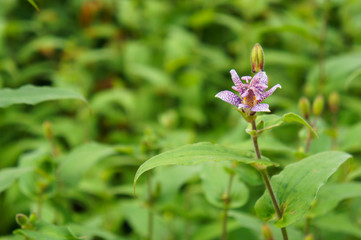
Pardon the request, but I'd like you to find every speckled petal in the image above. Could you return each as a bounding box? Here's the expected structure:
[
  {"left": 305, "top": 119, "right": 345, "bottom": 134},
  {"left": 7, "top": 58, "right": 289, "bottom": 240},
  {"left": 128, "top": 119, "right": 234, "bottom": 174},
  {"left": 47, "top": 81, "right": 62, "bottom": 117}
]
[
  {"left": 230, "top": 69, "right": 242, "bottom": 86},
  {"left": 241, "top": 76, "right": 252, "bottom": 83},
  {"left": 215, "top": 90, "right": 242, "bottom": 107},
  {"left": 258, "top": 84, "right": 282, "bottom": 103},
  {"left": 251, "top": 103, "right": 270, "bottom": 112},
  {"left": 238, "top": 103, "right": 250, "bottom": 109},
  {"left": 251, "top": 71, "right": 268, "bottom": 87},
  {"left": 241, "top": 89, "right": 250, "bottom": 98}
]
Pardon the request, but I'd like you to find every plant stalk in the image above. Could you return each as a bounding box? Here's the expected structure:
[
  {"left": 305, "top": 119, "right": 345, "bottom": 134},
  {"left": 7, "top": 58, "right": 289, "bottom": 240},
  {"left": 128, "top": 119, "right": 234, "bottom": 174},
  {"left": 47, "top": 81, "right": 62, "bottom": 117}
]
[
  {"left": 305, "top": 217, "right": 311, "bottom": 235},
  {"left": 331, "top": 112, "right": 338, "bottom": 150},
  {"left": 147, "top": 172, "right": 154, "bottom": 240},
  {"left": 251, "top": 120, "right": 288, "bottom": 240},
  {"left": 305, "top": 117, "right": 318, "bottom": 153},
  {"left": 221, "top": 169, "right": 235, "bottom": 240},
  {"left": 318, "top": 0, "right": 329, "bottom": 91}
]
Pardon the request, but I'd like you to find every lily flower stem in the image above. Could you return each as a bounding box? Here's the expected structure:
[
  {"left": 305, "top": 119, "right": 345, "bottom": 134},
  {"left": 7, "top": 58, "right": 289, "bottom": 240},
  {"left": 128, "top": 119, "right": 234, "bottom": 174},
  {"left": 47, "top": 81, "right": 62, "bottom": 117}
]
[
  {"left": 251, "top": 120, "right": 288, "bottom": 240},
  {"left": 221, "top": 168, "right": 235, "bottom": 240}
]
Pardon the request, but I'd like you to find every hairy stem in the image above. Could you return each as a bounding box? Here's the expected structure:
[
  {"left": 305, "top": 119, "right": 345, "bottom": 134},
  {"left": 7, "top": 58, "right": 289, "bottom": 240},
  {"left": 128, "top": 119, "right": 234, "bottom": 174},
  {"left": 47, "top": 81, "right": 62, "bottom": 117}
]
[
  {"left": 221, "top": 169, "right": 235, "bottom": 240},
  {"left": 251, "top": 120, "right": 288, "bottom": 240}
]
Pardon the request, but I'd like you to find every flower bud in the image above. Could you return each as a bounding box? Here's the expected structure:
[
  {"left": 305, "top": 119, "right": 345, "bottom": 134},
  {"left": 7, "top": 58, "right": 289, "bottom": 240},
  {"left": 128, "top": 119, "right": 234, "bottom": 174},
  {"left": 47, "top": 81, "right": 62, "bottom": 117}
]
[
  {"left": 261, "top": 223, "right": 274, "bottom": 240},
  {"left": 304, "top": 234, "right": 314, "bottom": 240},
  {"left": 251, "top": 43, "right": 264, "bottom": 73},
  {"left": 29, "top": 212, "right": 37, "bottom": 225},
  {"left": 299, "top": 97, "right": 311, "bottom": 120},
  {"left": 16, "top": 213, "right": 28, "bottom": 227},
  {"left": 328, "top": 91, "right": 340, "bottom": 114},
  {"left": 43, "top": 121, "right": 53, "bottom": 140},
  {"left": 312, "top": 95, "right": 324, "bottom": 116}
]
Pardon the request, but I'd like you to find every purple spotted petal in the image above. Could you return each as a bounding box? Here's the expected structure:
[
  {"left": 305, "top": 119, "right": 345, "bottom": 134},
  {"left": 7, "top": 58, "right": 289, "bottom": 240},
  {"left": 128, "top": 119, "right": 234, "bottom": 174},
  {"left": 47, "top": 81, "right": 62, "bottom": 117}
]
[
  {"left": 232, "top": 85, "right": 247, "bottom": 95},
  {"left": 241, "top": 89, "right": 250, "bottom": 98},
  {"left": 238, "top": 103, "right": 251, "bottom": 109},
  {"left": 230, "top": 69, "right": 242, "bottom": 86},
  {"left": 258, "top": 84, "right": 282, "bottom": 103},
  {"left": 215, "top": 90, "right": 242, "bottom": 107},
  {"left": 251, "top": 71, "right": 268, "bottom": 88},
  {"left": 241, "top": 76, "right": 252, "bottom": 84},
  {"left": 251, "top": 103, "right": 270, "bottom": 112}
]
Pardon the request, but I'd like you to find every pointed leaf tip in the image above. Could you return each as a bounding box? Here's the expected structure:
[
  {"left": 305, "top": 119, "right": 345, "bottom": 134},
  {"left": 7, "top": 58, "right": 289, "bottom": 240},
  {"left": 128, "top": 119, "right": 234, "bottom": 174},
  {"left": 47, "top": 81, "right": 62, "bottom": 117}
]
[{"left": 27, "top": 0, "right": 40, "bottom": 12}]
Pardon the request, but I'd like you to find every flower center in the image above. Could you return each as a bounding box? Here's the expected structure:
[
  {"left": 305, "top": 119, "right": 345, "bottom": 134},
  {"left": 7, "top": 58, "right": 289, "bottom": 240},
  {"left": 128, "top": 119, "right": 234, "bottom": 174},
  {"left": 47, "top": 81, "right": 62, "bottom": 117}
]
[{"left": 243, "top": 91, "right": 257, "bottom": 108}]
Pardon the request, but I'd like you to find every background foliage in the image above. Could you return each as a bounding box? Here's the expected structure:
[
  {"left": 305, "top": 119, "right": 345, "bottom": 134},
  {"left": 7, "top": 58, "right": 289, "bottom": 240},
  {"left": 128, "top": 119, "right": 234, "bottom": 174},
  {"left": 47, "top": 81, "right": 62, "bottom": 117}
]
[{"left": 1, "top": 0, "right": 361, "bottom": 239}]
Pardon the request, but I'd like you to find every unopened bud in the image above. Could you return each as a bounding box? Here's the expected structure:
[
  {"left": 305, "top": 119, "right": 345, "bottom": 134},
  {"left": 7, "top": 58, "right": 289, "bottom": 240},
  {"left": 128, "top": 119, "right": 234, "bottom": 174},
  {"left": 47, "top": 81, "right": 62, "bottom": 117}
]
[
  {"left": 261, "top": 223, "right": 274, "bottom": 240},
  {"left": 299, "top": 97, "right": 311, "bottom": 120},
  {"left": 16, "top": 214, "right": 28, "bottom": 227},
  {"left": 43, "top": 121, "right": 53, "bottom": 140},
  {"left": 328, "top": 91, "right": 340, "bottom": 114},
  {"left": 29, "top": 212, "right": 37, "bottom": 225},
  {"left": 251, "top": 43, "right": 264, "bottom": 73},
  {"left": 312, "top": 95, "right": 324, "bottom": 116},
  {"left": 304, "top": 234, "right": 314, "bottom": 240}
]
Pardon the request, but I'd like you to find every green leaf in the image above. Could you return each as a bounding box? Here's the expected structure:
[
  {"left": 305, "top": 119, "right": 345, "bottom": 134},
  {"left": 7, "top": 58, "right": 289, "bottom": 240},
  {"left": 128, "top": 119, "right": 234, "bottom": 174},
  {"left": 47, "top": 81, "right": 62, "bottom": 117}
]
[
  {"left": 229, "top": 211, "right": 304, "bottom": 240},
  {"left": 65, "top": 224, "right": 128, "bottom": 240},
  {"left": 314, "top": 212, "right": 361, "bottom": 238},
  {"left": 14, "top": 221, "right": 80, "bottom": 240},
  {"left": 58, "top": 142, "right": 116, "bottom": 187},
  {"left": 255, "top": 151, "right": 352, "bottom": 228},
  {"left": 251, "top": 113, "right": 318, "bottom": 138},
  {"left": 0, "top": 85, "right": 86, "bottom": 108},
  {"left": 0, "top": 167, "right": 33, "bottom": 193},
  {"left": 18, "top": 149, "right": 56, "bottom": 200},
  {"left": 134, "top": 142, "right": 278, "bottom": 196},
  {"left": 193, "top": 220, "right": 240, "bottom": 240},
  {"left": 235, "top": 164, "right": 263, "bottom": 186},
  {"left": 201, "top": 162, "right": 249, "bottom": 209},
  {"left": 27, "top": 0, "right": 40, "bottom": 12},
  {"left": 19, "top": 37, "right": 65, "bottom": 62},
  {"left": 153, "top": 165, "right": 199, "bottom": 201},
  {"left": 339, "top": 122, "right": 361, "bottom": 152},
  {"left": 305, "top": 52, "right": 361, "bottom": 95},
  {"left": 307, "top": 182, "right": 361, "bottom": 218},
  {"left": 122, "top": 201, "right": 170, "bottom": 239},
  {"left": 282, "top": 113, "right": 316, "bottom": 136}
]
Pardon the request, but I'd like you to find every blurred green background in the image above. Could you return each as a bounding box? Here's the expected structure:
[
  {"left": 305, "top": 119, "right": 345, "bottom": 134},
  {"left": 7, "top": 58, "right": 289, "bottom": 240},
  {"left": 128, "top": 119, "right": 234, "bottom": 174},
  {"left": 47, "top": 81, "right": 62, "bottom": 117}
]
[{"left": 1, "top": 0, "right": 361, "bottom": 239}]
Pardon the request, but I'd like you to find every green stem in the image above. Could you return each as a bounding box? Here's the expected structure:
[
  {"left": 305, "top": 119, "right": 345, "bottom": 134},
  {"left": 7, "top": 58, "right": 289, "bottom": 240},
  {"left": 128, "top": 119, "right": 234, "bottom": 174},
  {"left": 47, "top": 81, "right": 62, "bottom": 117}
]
[
  {"left": 251, "top": 120, "right": 288, "bottom": 240},
  {"left": 305, "top": 117, "right": 318, "bottom": 153},
  {"left": 184, "top": 186, "right": 192, "bottom": 240},
  {"left": 147, "top": 172, "right": 154, "bottom": 240},
  {"left": 318, "top": 0, "right": 329, "bottom": 91},
  {"left": 221, "top": 170, "right": 235, "bottom": 240},
  {"left": 305, "top": 217, "right": 311, "bottom": 235},
  {"left": 37, "top": 190, "right": 43, "bottom": 220},
  {"left": 331, "top": 112, "right": 338, "bottom": 150}
]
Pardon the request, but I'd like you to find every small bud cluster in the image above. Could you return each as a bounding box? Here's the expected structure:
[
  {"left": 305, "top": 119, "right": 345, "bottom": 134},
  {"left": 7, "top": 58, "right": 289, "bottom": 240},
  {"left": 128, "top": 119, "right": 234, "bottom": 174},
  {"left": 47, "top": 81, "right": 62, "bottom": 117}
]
[
  {"left": 298, "top": 95, "right": 325, "bottom": 120},
  {"left": 16, "top": 213, "right": 37, "bottom": 230}
]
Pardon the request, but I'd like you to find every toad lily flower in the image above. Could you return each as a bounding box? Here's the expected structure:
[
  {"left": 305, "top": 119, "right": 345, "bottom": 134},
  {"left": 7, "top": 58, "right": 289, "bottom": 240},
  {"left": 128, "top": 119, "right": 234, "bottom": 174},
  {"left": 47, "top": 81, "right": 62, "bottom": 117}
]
[{"left": 215, "top": 69, "right": 281, "bottom": 114}]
